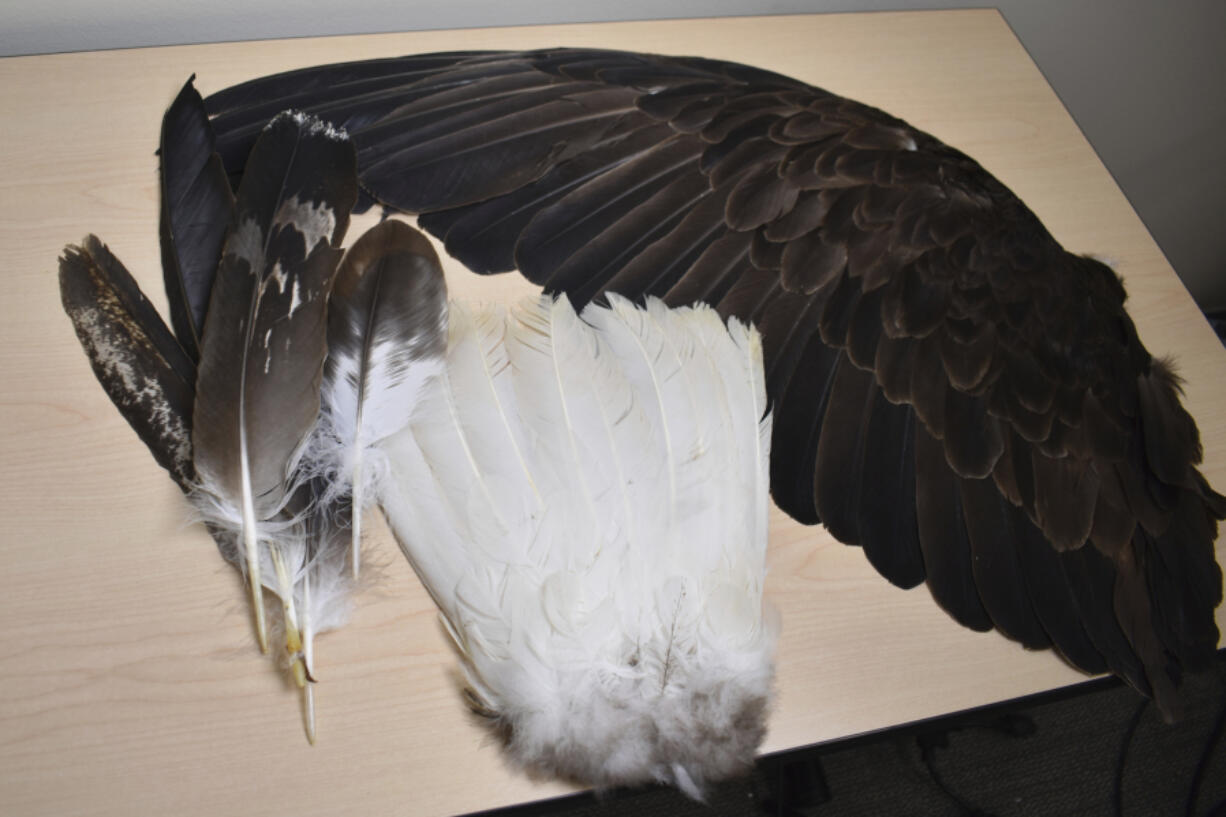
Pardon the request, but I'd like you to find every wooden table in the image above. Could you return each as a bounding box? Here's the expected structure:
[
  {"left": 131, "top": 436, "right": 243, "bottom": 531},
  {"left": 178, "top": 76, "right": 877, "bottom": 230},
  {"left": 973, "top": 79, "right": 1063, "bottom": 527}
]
[{"left": 2, "top": 9, "right": 1223, "bottom": 816}]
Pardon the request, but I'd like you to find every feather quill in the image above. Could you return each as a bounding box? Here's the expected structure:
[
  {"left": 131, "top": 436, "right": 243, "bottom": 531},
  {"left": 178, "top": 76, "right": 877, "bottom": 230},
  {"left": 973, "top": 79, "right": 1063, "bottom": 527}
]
[
  {"left": 307, "top": 218, "right": 447, "bottom": 579},
  {"left": 190, "top": 110, "right": 357, "bottom": 656},
  {"left": 269, "top": 478, "right": 354, "bottom": 742},
  {"left": 378, "top": 294, "right": 775, "bottom": 795}
]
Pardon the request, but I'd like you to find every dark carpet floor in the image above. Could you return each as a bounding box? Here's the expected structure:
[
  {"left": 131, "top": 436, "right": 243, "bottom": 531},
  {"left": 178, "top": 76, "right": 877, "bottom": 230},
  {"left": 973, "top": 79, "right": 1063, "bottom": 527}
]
[{"left": 465, "top": 650, "right": 1226, "bottom": 817}]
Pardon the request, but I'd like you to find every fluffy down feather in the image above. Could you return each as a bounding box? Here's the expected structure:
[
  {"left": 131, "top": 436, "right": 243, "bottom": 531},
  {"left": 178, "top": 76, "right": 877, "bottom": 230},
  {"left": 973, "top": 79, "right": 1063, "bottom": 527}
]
[{"left": 378, "top": 295, "right": 775, "bottom": 796}]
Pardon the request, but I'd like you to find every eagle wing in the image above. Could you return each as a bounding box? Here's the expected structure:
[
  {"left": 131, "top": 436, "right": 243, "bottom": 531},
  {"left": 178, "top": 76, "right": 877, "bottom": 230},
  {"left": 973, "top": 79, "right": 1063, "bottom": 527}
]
[{"left": 206, "top": 48, "right": 1225, "bottom": 715}]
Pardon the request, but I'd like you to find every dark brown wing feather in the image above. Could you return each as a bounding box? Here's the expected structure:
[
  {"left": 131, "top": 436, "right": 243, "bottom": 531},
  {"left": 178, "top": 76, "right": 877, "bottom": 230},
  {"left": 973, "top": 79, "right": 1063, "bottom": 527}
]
[
  {"left": 59, "top": 235, "right": 197, "bottom": 490},
  {"left": 204, "top": 48, "right": 1224, "bottom": 715}
]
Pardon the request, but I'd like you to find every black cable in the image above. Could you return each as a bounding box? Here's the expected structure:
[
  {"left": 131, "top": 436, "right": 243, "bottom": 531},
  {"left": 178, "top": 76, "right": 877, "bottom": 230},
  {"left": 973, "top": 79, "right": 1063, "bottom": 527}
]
[
  {"left": 1185, "top": 686, "right": 1226, "bottom": 816},
  {"left": 915, "top": 715, "right": 1031, "bottom": 817},
  {"left": 918, "top": 731, "right": 979, "bottom": 815},
  {"left": 1112, "top": 699, "right": 1149, "bottom": 817}
]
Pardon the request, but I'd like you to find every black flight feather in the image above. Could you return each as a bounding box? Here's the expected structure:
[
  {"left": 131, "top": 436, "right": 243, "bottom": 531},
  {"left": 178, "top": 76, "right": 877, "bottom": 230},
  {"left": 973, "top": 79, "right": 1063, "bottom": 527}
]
[
  {"left": 915, "top": 424, "right": 994, "bottom": 632},
  {"left": 158, "top": 76, "right": 236, "bottom": 362},
  {"left": 812, "top": 352, "right": 875, "bottom": 545},
  {"left": 858, "top": 387, "right": 925, "bottom": 589},
  {"left": 763, "top": 329, "right": 834, "bottom": 525},
  {"left": 958, "top": 475, "right": 1051, "bottom": 648}
]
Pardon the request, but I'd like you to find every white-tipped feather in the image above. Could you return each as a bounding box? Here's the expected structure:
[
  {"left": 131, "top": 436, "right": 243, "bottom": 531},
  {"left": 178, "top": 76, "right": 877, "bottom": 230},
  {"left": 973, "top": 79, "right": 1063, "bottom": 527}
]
[{"left": 378, "top": 294, "right": 775, "bottom": 795}]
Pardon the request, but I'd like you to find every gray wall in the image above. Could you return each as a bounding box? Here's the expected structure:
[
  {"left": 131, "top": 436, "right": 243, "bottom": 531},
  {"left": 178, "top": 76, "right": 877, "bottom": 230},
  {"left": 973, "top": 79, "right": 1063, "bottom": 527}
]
[{"left": 5, "top": 1, "right": 1223, "bottom": 311}]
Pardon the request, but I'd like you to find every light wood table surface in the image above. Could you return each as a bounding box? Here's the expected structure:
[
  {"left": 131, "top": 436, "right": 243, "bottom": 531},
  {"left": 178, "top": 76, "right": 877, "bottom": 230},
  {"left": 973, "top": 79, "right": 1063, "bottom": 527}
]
[{"left": 2, "top": 9, "right": 1223, "bottom": 816}]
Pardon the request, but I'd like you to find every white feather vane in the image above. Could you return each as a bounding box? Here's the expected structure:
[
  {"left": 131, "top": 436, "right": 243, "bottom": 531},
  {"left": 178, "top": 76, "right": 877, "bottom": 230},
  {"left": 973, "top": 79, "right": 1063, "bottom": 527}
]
[{"left": 378, "top": 294, "right": 775, "bottom": 796}]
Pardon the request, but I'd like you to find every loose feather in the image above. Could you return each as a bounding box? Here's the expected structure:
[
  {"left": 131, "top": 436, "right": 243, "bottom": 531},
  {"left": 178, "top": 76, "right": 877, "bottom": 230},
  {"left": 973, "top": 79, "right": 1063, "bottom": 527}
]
[
  {"left": 379, "top": 295, "right": 775, "bottom": 796},
  {"left": 190, "top": 110, "right": 357, "bottom": 657},
  {"left": 158, "top": 76, "right": 236, "bottom": 362},
  {"left": 59, "top": 235, "right": 197, "bottom": 489},
  {"left": 306, "top": 218, "right": 448, "bottom": 579}
]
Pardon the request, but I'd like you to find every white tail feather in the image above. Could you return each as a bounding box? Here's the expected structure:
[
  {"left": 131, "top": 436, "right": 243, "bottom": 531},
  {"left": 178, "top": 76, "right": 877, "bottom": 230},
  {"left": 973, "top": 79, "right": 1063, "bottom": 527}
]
[{"left": 378, "top": 294, "right": 775, "bottom": 794}]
